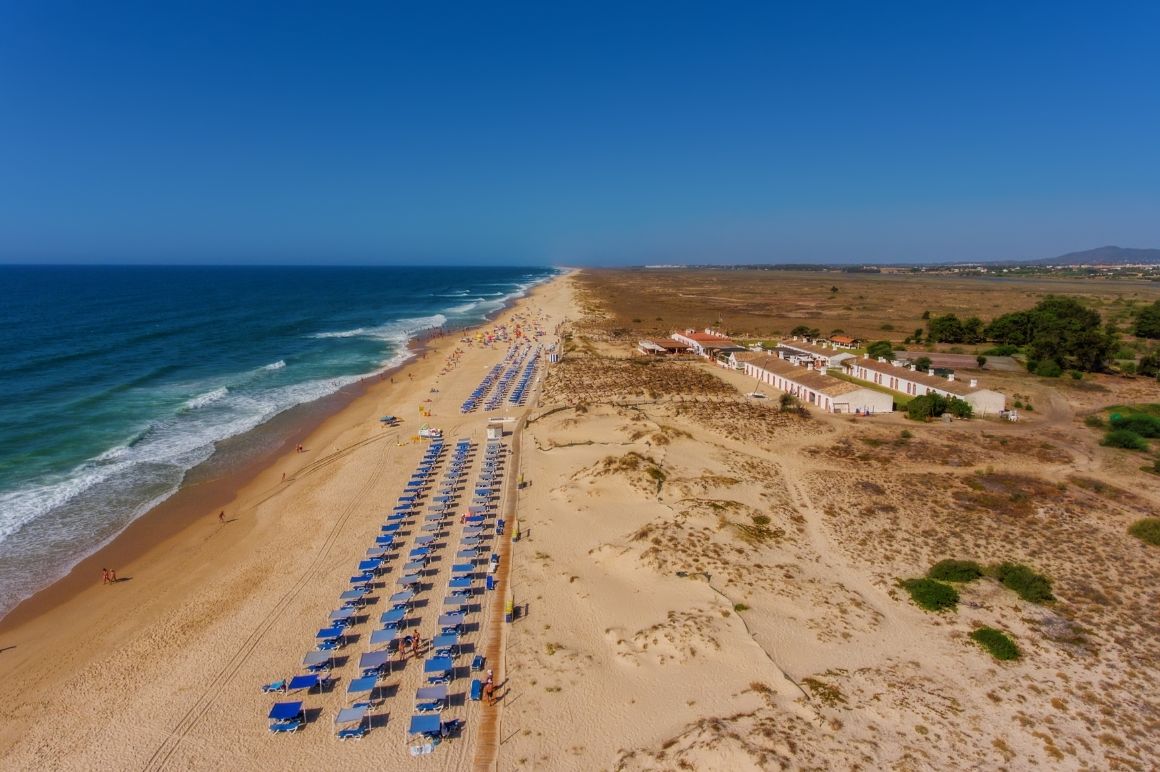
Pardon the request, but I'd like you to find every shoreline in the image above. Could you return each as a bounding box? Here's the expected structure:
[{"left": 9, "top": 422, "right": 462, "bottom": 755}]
[
  {"left": 0, "top": 271, "right": 574, "bottom": 769},
  {"left": 0, "top": 276, "right": 555, "bottom": 633}
]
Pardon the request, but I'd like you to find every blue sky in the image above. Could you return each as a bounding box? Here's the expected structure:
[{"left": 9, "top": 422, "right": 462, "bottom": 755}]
[{"left": 0, "top": 1, "right": 1157, "bottom": 265}]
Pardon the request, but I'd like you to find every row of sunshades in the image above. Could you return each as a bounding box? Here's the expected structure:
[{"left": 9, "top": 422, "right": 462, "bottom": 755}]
[
  {"left": 482, "top": 344, "right": 535, "bottom": 410},
  {"left": 265, "top": 439, "right": 458, "bottom": 737},
  {"left": 408, "top": 438, "right": 507, "bottom": 751},
  {"left": 460, "top": 343, "right": 528, "bottom": 413},
  {"left": 507, "top": 346, "right": 541, "bottom": 406}
]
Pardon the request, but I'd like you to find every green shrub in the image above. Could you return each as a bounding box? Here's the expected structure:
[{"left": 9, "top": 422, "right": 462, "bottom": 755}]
[
  {"left": 984, "top": 344, "right": 1019, "bottom": 356},
  {"left": 1109, "top": 413, "right": 1160, "bottom": 438},
  {"left": 1035, "top": 360, "right": 1063, "bottom": 378},
  {"left": 1083, "top": 414, "right": 1104, "bottom": 429},
  {"left": 1122, "top": 361, "right": 1137, "bottom": 375},
  {"left": 1102, "top": 429, "right": 1149, "bottom": 451},
  {"left": 928, "top": 559, "right": 983, "bottom": 582},
  {"left": 906, "top": 394, "right": 973, "bottom": 421},
  {"left": 900, "top": 429, "right": 912, "bottom": 440},
  {"left": 1069, "top": 370, "right": 1083, "bottom": 380},
  {"left": 991, "top": 563, "right": 1053, "bottom": 603},
  {"left": 901, "top": 578, "right": 959, "bottom": 611},
  {"left": 970, "top": 627, "right": 1021, "bottom": 661},
  {"left": 1128, "top": 517, "right": 1160, "bottom": 546}
]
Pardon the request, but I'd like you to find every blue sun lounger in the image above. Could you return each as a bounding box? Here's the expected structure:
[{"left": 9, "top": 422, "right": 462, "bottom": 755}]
[
  {"left": 423, "top": 656, "right": 453, "bottom": 684},
  {"left": 389, "top": 590, "right": 414, "bottom": 608},
  {"left": 403, "top": 560, "right": 427, "bottom": 573},
  {"left": 450, "top": 563, "right": 473, "bottom": 575},
  {"left": 261, "top": 678, "right": 288, "bottom": 693},
  {"left": 357, "top": 559, "right": 382, "bottom": 573},
  {"left": 432, "top": 633, "right": 459, "bottom": 656},
  {"left": 443, "top": 595, "right": 468, "bottom": 609},
  {"left": 269, "top": 701, "right": 305, "bottom": 733},
  {"left": 398, "top": 573, "right": 421, "bottom": 586},
  {"left": 409, "top": 713, "right": 442, "bottom": 741},
  {"left": 316, "top": 626, "right": 345, "bottom": 650},
  {"left": 470, "top": 679, "right": 483, "bottom": 701},
  {"left": 335, "top": 705, "right": 369, "bottom": 740},
  {"left": 414, "top": 535, "right": 435, "bottom": 545},
  {"left": 448, "top": 577, "right": 472, "bottom": 591},
  {"left": 303, "top": 651, "right": 333, "bottom": 672},
  {"left": 415, "top": 684, "right": 449, "bottom": 713}
]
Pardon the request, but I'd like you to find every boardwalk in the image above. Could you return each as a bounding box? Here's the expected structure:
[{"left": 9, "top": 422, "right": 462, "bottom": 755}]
[{"left": 471, "top": 416, "right": 525, "bottom": 771}]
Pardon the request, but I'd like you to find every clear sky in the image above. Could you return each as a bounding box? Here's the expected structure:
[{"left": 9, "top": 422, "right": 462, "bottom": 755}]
[{"left": 0, "top": 1, "right": 1157, "bottom": 265}]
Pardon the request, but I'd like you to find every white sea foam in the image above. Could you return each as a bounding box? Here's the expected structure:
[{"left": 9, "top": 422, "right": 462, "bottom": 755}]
[
  {"left": 262, "top": 359, "right": 286, "bottom": 370},
  {"left": 183, "top": 386, "right": 229, "bottom": 410},
  {"left": 309, "top": 314, "right": 448, "bottom": 341}
]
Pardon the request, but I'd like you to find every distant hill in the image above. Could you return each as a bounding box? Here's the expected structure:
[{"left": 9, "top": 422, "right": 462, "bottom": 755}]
[{"left": 1030, "top": 246, "right": 1160, "bottom": 266}]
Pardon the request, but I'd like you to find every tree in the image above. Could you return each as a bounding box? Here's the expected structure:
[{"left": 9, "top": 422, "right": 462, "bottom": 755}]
[
  {"left": 866, "top": 340, "right": 894, "bottom": 360},
  {"left": 912, "top": 328, "right": 924, "bottom": 342},
  {"left": 830, "top": 285, "right": 839, "bottom": 294},
  {"left": 988, "top": 297, "right": 1115, "bottom": 373},
  {"left": 976, "top": 355, "right": 987, "bottom": 368},
  {"left": 1024, "top": 296, "right": 1115, "bottom": 372},
  {"left": 921, "top": 310, "right": 931, "bottom": 320},
  {"left": 778, "top": 393, "right": 798, "bottom": 411},
  {"left": 962, "top": 316, "right": 985, "bottom": 344},
  {"left": 789, "top": 325, "right": 812, "bottom": 337},
  {"left": 984, "top": 310, "right": 1034, "bottom": 345},
  {"left": 914, "top": 356, "right": 933, "bottom": 372},
  {"left": 1138, "top": 351, "right": 1160, "bottom": 378},
  {"left": 927, "top": 314, "right": 966, "bottom": 343},
  {"left": 1135, "top": 301, "right": 1160, "bottom": 339}
]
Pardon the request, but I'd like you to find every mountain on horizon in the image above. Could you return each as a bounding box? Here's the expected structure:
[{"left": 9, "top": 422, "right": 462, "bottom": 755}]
[{"left": 1030, "top": 245, "right": 1160, "bottom": 266}]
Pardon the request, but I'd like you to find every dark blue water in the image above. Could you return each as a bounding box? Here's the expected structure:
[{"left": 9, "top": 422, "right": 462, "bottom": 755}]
[{"left": 0, "top": 264, "right": 555, "bottom": 614}]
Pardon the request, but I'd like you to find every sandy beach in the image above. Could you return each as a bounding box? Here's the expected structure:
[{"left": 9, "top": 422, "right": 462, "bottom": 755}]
[
  {"left": 3, "top": 269, "right": 1157, "bottom": 771},
  {"left": 0, "top": 274, "right": 574, "bottom": 770}
]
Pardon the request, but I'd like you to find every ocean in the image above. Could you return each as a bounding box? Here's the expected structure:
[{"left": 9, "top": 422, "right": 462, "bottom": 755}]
[{"left": 0, "top": 264, "right": 556, "bottom": 616}]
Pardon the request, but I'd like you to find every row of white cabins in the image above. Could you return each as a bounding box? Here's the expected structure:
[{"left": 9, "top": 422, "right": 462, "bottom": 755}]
[{"left": 660, "top": 329, "right": 1006, "bottom": 415}]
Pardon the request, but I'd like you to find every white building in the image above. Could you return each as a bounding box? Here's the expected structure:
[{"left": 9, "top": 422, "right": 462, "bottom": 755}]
[
  {"left": 843, "top": 356, "right": 1006, "bottom": 415},
  {"left": 777, "top": 338, "right": 857, "bottom": 368},
  {"left": 737, "top": 353, "right": 894, "bottom": 414}
]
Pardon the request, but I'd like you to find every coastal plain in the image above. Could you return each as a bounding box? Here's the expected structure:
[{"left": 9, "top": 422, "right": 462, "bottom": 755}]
[{"left": 1, "top": 269, "right": 1158, "bottom": 771}]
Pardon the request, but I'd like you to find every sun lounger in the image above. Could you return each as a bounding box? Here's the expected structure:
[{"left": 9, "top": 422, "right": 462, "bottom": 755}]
[
  {"left": 261, "top": 678, "right": 288, "bottom": 693},
  {"left": 470, "top": 679, "right": 483, "bottom": 701},
  {"left": 398, "top": 573, "right": 421, "bottom": 586},
  {"left": 450, "top": 563, "right": 473, "bottom": 575},
  {"left": 303, "top": 651, "right": 333, "bottom": 672},
  {"left": 269, "top": 701, "right": 306, "bottom": 733},
  {"left": 335, "top": 705, "right": 369, "bottom": 740},
  {"left": 389, "top": 590, "right": 414, "bottom": 608},
  {"left": 423, "top": 656, "right": 453, "bottom": 684},
  {"left": 414, "top": 684, "right": 449, "bottom": 713}
]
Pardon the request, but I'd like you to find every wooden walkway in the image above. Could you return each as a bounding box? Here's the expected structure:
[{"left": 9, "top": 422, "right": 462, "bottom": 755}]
[{"left": 471, "top": 414, "right": 525, "bottom": 772}]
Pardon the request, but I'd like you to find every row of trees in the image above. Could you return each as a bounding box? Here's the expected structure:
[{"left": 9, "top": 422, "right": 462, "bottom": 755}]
[{"left": 917, "top": 297, "right": 1114, "bottom": 374}]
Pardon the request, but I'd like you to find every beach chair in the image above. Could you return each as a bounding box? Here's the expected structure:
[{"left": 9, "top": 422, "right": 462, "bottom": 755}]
[
  {"left": 470, "top": 679, "right": 483, "bottom": 701},
  {"left": 268, "top": 701, "right": 306, "bottom": 733},
  {"left": 414, "top": 684, "right": 449, "bottom": 714},
  {"left": 347, "top": 675, "right": 382, "bottom": 709},
  {"left": 335, "top": 706, "right": 369, "bottom": 741},
  {"left": 359, "top": 651, "right": 391, "bottom": 677},
  {"left": 261, "top": 678, "right": 288, "bottom": 693},
  {"left": 471, "top": 654, "right": 485, "bottom": 671}
]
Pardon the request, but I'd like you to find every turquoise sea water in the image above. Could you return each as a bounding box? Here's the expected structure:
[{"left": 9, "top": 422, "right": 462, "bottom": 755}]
[{"left": 0, "top": 264, "right": 555, "bottom": 615}]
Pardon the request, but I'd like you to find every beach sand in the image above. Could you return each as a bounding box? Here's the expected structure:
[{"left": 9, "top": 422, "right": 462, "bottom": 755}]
[
  {"left": 4, "top": 270, "right": 1157, "bottom": 771},
  {"left": 0, "top": 274, "right": 574, "bottom": 770}
]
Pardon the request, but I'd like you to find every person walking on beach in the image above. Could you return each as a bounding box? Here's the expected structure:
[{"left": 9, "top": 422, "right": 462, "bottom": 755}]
[
  {"left": 412, "top": 634, "right": 422, "bottom": 659},
  {"left": 108, "top": 569, "right": 117, "bottom": 583},
  {"left": 218, "top": 510, "right": 225, "bottom": 524},
  {"left": 101, "top": 568, "right": 109, "bottom": 585}
]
